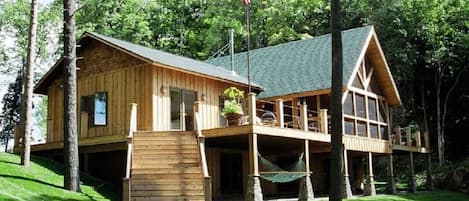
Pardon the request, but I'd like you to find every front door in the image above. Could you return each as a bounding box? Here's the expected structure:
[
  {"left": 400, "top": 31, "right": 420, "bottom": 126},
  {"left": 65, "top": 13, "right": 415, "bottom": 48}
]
[{"left": 170, "top": 88, "right": 196, "bottom": 131}]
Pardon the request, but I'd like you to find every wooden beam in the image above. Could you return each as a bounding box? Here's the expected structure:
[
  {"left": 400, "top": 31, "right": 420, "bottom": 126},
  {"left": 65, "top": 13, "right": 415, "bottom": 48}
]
[{"left": 395, "top": 126, "right": 401, "bottom": 145}]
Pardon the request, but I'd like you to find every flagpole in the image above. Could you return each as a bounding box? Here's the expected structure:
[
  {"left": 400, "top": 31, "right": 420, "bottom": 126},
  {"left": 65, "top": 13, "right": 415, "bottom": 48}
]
[{"left": 246, "top": 1, "right": 251, "bottom": 93}]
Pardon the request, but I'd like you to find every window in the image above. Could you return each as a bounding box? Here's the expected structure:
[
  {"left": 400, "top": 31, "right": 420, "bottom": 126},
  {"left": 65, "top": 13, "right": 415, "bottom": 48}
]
[
  {"left": 355, "top": 94, "right": 366, "bottom": 118},
  {"left": 344, "top": 93, "right": 354, "bottom": 115},
  {"left": 379, "top": 101, "right": 387, "bottom": 123},
  {"left": 81, "top": 92, "right": 107, "bottom": 127},
  {"left": 380, "top": 126, "right": 388, "bottom": 140},
  {"left": 352, "top": 76, "right": 364, "bottom": 89},
  {"left": 368, "top": 97, "right": 377, "bottom": 121},
  {"left": 370, "top": 124, "right": 378, "bottom": 138},
  {"left": 344, "top": 119, "right": 355, "bottom": 135},
  {"left": 94, "top": 92, "right": 107, "bottom": 126},
  {"left": 219, "top": 96, "right": 227, "bottom": 127},
  {"left": 357, "top": 121, "right": 367, "bottom": 137}
]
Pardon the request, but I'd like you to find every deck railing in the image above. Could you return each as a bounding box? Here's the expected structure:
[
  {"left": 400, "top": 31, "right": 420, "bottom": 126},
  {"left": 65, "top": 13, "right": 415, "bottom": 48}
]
[
  {"left": 123, "top": 103, "right": 137, "bottom": 201},
  {"left": 393, "top": 126, "right": 430, "bottom": 148},
  {"left": 194, "top": 101, "right": 212, "bottom": 201},
  {"left": 246, "top": 93, "right": 329, "bottom": 134}
]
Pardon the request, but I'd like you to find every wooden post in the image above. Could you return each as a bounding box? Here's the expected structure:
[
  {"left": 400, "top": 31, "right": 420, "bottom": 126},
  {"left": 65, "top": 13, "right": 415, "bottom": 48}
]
[
  {"left": 300, "top": 103, "right": 308, "bottom": 131},
  {"left": 318, "top": 109, "right": 328, "bottom": 134},
  {"left": 343, "top": 148, "right": 353, "bottom": 198},
  {"left": 299, "top": 139, "right": 314, "bottom": 200},
  {"left": 415, "top": 129, "right": 421, "bottom": 147},
  {"left": 406, "top": 127, "right": 412, "bottom": 146},
  {"left": 194, "top": 101, "right": 203, "bottom": 137},
  {"left": 364, "top": 152, "right": 376, "bottom": 196},
  {"left": 122, "top": 178, "right": 130, "bottom": 201},
  {"left": 387, "top": 154, "right": 396, "bottom": 194},
  {"left": 408, "top": 152, "right": 416, "bottom": 193},
  {"left": 204, "top": 177, "right": 212, "bottom": 201},
  {"left": 248, "top": 93, "right": 256, "bottom": 125},
  {"left": 424, "top": 131, "right": 431, "bottom": 149},
  {"left": 246, "top": 133, "right": 263, "bottom": 201},
  {"left": 395, "top": 126, "right": 401, "bottom": 144},
  {"left": 123, "top": 103, "right": 137, "bottom": 201},
  {"left": 276, "top": 99, "right": 284, "bottom": 128}
]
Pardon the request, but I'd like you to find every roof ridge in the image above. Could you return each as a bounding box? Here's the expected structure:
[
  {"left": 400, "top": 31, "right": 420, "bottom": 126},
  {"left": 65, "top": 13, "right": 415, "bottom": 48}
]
[{"left": 213, "top": 26, "right": 373, "bottom": 58}]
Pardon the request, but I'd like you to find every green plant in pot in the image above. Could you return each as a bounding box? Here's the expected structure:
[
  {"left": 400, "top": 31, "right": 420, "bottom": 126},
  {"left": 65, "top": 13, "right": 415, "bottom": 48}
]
[{"left": 222, "top": 87, "right": 244, "bottom": 126}]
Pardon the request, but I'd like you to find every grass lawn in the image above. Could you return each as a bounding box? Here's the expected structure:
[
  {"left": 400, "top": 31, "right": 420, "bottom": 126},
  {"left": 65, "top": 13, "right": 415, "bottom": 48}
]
[
  {"left": 0, "top": 152, "right": 119, "bottom": 201},
  {"left": 346, "top": 190, "right": 469, "bottom": 201}
]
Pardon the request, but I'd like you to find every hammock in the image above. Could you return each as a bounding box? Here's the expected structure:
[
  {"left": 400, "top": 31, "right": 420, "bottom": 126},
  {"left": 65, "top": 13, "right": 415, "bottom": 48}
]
[{"left": 258, "top": 153, "right": 308, "bottom": 183}]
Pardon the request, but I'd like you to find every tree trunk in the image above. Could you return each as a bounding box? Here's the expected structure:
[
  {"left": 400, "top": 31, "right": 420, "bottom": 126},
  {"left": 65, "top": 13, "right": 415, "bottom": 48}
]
[
  {"left": 420, "top": 79, "right": 429, "bottom": 146},
  {"left": 21, "top": 0, "right": 39, "bottom": 167},
  {"left": 329, "top": 0, "right": 344, "bottom": 200},
  {"left": 435, "top": 68, "right": 443, "bottom": 166},
  {"left": 5, "top": 137, "right": 9, "bottom": 152},
  {"left": 63, "top": 0, "right": 80, "bottom": 191}
]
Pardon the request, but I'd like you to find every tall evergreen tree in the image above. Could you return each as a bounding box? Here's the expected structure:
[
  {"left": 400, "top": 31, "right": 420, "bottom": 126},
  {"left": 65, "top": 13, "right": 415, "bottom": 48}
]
[
  {"left": 329, "top": 0, "right": 344, "bottom": 200},
  {"left": 20, "top": 0, "right": 39, "bottom": 167},
  {"left": 63, "top": 0, "right": 79, "bottom": 191}
]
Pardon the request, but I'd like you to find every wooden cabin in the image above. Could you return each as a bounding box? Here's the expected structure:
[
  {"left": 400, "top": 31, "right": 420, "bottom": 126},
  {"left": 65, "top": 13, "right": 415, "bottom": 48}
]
[{"left": 15, "top": 26, "right": 432, "bottom": 201}]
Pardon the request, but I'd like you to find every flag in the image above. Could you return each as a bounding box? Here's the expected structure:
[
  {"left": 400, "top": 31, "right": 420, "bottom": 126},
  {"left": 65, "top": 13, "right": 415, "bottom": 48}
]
[{"left": 242, "top": 0, "right": 250, "bottom": 6}]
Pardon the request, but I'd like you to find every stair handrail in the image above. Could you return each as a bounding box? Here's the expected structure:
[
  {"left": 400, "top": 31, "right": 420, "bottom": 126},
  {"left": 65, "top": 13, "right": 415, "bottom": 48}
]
[
  {"left": 125, "top": 103, "right": 138, "bottom": 178},
  {"left": 194, "top": 101, "right": 212, "bottom": 201},
  {"left": 123, "top": 103, "right": 137, "bottom": 201}
]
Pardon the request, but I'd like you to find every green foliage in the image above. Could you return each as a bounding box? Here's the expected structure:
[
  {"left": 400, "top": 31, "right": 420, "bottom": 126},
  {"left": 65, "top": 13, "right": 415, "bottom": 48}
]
[
  {"left": 0, "top": 153, "right": 119, "bottom": 200},
  {"left": 344, "top": 190, "right": 469, "bottom": 201},
  {"left": 222, "top": 87, "right": 244, "bottom": 116},
  {"left": 0, "top": 73, "right": 22, "bottom": 147}
]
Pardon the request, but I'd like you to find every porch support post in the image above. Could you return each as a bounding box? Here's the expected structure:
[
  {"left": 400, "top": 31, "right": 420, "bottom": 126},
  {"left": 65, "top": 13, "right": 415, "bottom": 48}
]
[
  {"left": 386, "top": 154, "right": 396, "bottom": 194},
  {"left": 426, "top": 153, "right": 434, "bottom": 191},
  {"left": 415, "top": 129, "right": 421, "bottom": 147},
  {"left": 408, "top": 152, "right": 416, "bottom": 193},
  {"left": 276, "top": 99, "right": 284, "bottom": 128},
  {"left": 343, "top": 148, "right": 353, "bottom": 198},
  {"left": 248, "top": 93, "right": 256, "bottom": 125},
  {"left": 364, "top": 152, "right": 376, "bottom": 196},
  {"left": 319, "top": 109, "right": 328, "bottom": 134},
  {"left": 300, "top": 103, "right": 308, "bottom": 131},
  {"left": 299, "top": 139, "right": 314, "bottom": 201},
  {"left": 245, "top": 133, "right": 262, "bottom": 201},
  {"left": 406, "top": 127, "right": 412, "bottom": 146}
]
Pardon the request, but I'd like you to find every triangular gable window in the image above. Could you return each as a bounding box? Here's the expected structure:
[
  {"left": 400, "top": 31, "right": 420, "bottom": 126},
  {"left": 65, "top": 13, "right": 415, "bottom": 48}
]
[{"left": 352, "top": 75, "right": 364, "bottom": 89}]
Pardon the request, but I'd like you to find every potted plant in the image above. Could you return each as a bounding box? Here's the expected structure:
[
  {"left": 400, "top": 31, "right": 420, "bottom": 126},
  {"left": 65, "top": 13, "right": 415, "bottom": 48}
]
[{"left": 222, "top": 87, "right": 244, "bottom": 126}]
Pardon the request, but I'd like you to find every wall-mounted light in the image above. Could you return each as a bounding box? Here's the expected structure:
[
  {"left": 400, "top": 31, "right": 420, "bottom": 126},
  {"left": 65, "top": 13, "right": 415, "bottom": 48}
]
[
  {"left": 160, "top": 85, "right": 168, "bottom": 95},
  {"left": 201, "top": 93, "right": 207, "bottom": 101}
]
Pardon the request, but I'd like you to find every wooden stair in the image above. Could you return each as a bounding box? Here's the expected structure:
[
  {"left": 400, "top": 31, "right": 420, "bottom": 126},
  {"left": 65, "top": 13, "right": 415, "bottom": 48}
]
[{"left": 130, "top": 131, "right": 205, "bottom": 201}]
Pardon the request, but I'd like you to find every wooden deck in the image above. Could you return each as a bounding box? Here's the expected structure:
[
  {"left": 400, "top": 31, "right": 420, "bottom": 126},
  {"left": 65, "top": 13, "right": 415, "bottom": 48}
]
[{"left": 203, "top": 125, "right": 395, "bottom": 154}]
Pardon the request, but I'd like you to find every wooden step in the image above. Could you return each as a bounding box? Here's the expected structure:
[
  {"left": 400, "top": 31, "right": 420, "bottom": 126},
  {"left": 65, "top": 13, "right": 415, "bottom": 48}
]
[
  {"left": 131, "top": 190, "right": 204, "bottom": 197},
  {"left": 133, "top": 153, "right": 199, "bottom": 160},
  {"left": 131, "top": 168, "right": 202, "bottom": 174},
  {"left": 133, "top": 141, "right": 197, "bottom": 146},
  {"left": 133, "top": 163, "right": 200, "bottom": 169},
  {"left": 131, "top": 173, "right": 203, "bottom": 180},
  {"left": 132, "top": 144, "right": 199, "bottom": 150},
  {"left": 131, "top": 196, "right": 205, "bottom": 201},
  {"left": 131, "top": 183, "right": 204, "bottom": 191},
  {"left": 133, "top": 158, "right": 199, "bottom": 163},
  {"left": 134, "top": 131, "right": 196, "bottom": 137},
  {"left": 133, "top": 149, "right": 199, "bottom": 155},
  {"left": 131, "top": 178, "right": 203, "bottom": 185}
]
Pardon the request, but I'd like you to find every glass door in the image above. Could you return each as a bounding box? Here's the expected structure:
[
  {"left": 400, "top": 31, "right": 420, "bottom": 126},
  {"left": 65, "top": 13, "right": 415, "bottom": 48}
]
[{"left": 170, "top": 88, "right": 196, "bottom": 131}]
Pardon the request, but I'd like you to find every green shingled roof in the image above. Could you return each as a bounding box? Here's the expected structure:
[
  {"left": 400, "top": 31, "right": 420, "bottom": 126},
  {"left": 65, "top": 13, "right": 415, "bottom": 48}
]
[{"left": 206, "top": 26, "right": 373, "bottom": 98}]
